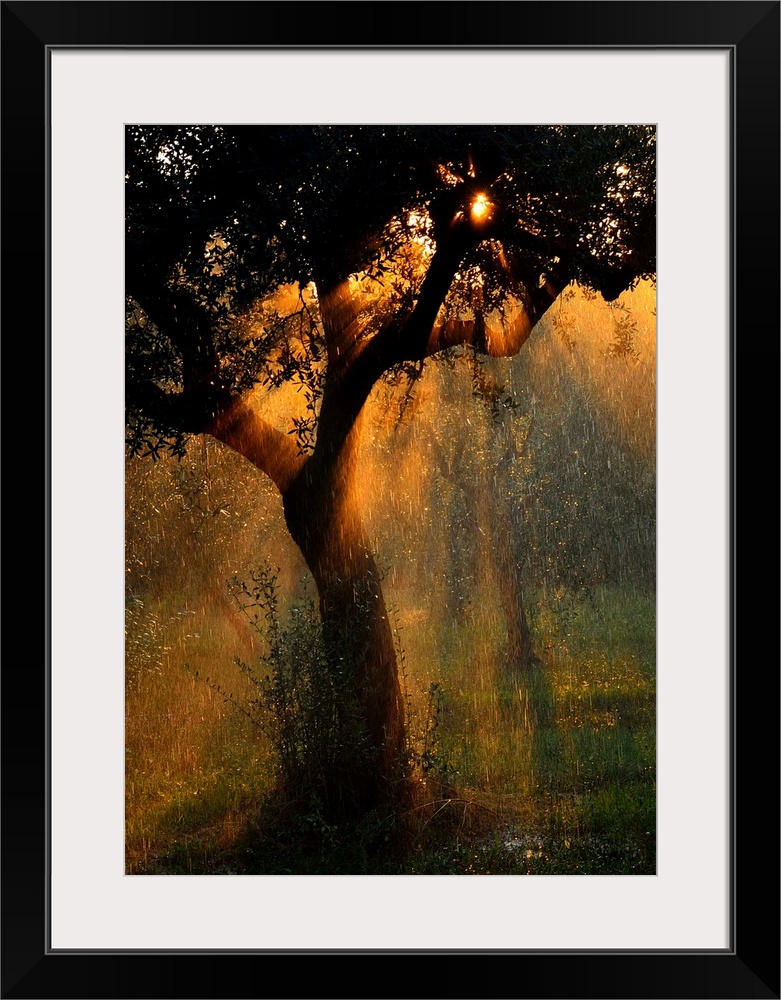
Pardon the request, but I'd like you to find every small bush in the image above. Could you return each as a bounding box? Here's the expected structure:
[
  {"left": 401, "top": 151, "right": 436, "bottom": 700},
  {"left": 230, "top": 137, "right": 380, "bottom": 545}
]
[
  {"left": 221, "top": 565, "right": 374, "bottom": 819},
  {"left": 197, "top": 565, "right": 456, "bottom": 846}
]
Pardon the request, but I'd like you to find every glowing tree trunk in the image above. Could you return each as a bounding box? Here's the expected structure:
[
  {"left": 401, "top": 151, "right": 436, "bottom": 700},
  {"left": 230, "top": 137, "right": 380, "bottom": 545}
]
[{"left": 282, "top": 429, "right": 407, "bottom": 811}]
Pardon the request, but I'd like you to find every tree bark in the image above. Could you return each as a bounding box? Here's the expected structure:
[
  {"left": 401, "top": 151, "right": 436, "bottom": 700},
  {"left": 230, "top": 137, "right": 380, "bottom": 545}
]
[
  {"left": 495, "top": 540, "right": 539, "bottom": 672},
  {"left": 493, "top": 412, "right": 540, "bottom": 672},
  {"left": 282, "top": 434, "right": 407, "bottom": 813}
]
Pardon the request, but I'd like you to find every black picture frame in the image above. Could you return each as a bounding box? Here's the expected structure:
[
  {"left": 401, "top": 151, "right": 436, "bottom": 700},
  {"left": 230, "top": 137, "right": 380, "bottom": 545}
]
[{"left": 3, "top": 2, "right": 778, "bottom": 997}]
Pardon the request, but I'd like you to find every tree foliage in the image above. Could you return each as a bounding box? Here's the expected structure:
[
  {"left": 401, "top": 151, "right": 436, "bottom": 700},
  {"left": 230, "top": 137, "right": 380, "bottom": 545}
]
[{"left": 126, "top": 125, "right": 655, "bottom": 460}]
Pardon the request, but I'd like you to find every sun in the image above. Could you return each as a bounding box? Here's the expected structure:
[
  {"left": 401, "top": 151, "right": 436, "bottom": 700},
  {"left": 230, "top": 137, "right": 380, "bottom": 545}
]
[{"left": 470, "top": 193, "right": 492, "bottom": 223}]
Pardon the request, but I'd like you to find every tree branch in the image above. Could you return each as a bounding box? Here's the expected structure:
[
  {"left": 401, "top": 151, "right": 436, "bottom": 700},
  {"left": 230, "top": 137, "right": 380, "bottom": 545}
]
[
  {"left": 428, "top": 278, "right": 563, "bottom": 358},
  {"left": 205, "top": 397, "right": 306, "bottom": 494},
  {"left": 316, "top": 278, "right": 365, "bottom": 371}
]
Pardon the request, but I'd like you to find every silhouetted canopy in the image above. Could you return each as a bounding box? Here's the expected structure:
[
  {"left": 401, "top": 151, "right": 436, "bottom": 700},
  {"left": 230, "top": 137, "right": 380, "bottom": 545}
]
[{"left": 126, "top": 125, "right": 655, "bottom": 459}]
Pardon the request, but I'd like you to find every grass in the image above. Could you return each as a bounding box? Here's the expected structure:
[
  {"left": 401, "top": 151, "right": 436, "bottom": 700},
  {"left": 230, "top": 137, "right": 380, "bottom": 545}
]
[
  {"left": 125, "top": 584, "right": 655, "bottom": 875},
  {"left": 125, "top": 597, "right": 276, "bottom": 872}
]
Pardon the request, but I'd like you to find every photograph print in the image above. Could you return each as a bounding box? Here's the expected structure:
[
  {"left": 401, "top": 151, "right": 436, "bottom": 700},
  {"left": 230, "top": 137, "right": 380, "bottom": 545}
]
[{"left": 125, "top": 125, "right": 656, "bottom": 876}]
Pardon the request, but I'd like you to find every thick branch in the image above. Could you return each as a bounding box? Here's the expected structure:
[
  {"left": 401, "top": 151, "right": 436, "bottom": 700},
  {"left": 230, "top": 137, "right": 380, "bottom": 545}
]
[
  {"left": 206, "top": 397, "right": 306, "bottom": 494},
  {"left": 428, "top": 278, "right": 563, "bottom": 358},
  {"left": 378, "top": 223, "right": 479, "bottom": 369},
  {"left": 317, "top": 279, "right": 365, "bottom": 371},
  {"left": 318, "top": 223, "right": 477, "bottom": 423}
]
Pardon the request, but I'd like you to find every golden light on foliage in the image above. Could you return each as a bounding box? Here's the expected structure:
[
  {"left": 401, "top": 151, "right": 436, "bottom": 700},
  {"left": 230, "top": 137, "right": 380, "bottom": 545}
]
[
  {"left": 470, "top": 193, "right": 492, "bottom": 223},
  {"left": 435, "top": 162, "right": 462, "bottom": 186}
]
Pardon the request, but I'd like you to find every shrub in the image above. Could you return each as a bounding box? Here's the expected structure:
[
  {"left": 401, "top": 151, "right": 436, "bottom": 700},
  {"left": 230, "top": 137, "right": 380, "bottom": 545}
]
[
  {"left": 200, "top": 564, "right": 454, "bottom": 845},
  {"left": 222, "top": 565, "right": 374, "bottom": 820}
]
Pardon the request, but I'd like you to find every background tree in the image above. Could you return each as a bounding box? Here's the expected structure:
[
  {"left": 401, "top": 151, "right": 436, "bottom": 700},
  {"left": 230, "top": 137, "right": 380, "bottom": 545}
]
[{"left": 126, "top": 124, "right": 656, "bottom": 815}]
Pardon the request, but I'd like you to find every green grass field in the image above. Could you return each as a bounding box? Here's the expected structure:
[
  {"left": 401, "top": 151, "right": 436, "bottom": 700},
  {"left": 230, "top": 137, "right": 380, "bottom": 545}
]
[{"left": 126, "top": 584, "right": 655, "bottom": 875}]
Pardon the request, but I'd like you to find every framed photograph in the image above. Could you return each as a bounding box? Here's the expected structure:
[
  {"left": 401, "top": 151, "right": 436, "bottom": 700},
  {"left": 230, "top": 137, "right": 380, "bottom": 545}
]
[{"left": 4, "top": 2, "right": 778, "bottom": 997}]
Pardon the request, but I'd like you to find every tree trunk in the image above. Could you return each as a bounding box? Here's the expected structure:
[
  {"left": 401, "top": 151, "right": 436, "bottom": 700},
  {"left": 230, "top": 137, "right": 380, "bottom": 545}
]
[
  {"left": 281, "top": 426, "right": 408, "bottom": 817},
  {"left": 208, "top": 397, "right": 409, "bottom": 818},
  {"left": 476, "top": 464, "right": 539, "bottom": 673},
  {"left": 494, "top": 420, "right": 540, "bottom": 672},
  {"left": 496, "top": 542, "right": 539, "bottom": 672}
]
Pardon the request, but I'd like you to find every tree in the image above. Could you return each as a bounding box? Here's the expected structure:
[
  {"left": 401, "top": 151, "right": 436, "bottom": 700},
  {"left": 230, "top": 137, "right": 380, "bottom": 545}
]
[{"left": 125, "top": 125, "right": 656, "bottom": 817}]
